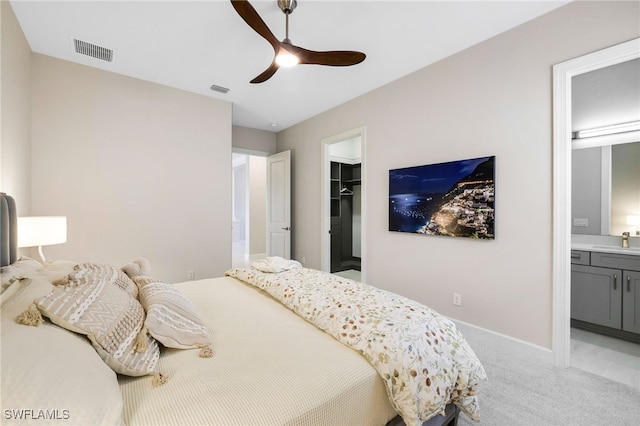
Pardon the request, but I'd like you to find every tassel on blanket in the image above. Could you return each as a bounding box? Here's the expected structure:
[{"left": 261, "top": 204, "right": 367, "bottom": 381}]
[
  {"left": 134, "top": 326, "right": 149, "bottom": 352},
  {"left": 198, "top": 345, "right": 214, "bottom": 358},
  {"left": 16, "top": 303, "right": 44, "bottom": 326},
  {"left": 152, "top": 372, "right": 168, "bottom": 387}
]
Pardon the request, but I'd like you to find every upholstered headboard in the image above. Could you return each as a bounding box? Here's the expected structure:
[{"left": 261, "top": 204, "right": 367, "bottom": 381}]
[{"left": 0, "top": 193, "right": 18, "bottom": 267}]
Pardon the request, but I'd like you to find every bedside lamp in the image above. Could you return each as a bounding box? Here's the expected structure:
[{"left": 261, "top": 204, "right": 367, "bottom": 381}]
[
  {"left": 627, "top": 215, "right": 640, "bottom": 236},
  {"left": 17, "top": 216, "right": 67, "bottom": 262}
]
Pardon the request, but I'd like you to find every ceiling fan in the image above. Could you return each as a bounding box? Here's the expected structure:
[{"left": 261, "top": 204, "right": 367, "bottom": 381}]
[{"left": 231, "top": 0, "right": 366, "bottom": 83}]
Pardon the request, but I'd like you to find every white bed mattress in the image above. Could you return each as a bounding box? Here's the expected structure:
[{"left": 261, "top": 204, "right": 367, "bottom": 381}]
[{"left": 118, "top": 276, "right": 398, "bottom": 425}]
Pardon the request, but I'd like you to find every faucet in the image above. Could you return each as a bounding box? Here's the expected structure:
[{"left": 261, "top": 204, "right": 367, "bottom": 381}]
[{"left": 622, "top": 232, "right": 630, "bottom": 248}]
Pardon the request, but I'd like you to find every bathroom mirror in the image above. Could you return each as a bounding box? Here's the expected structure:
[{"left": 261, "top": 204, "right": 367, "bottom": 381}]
[
  {"left": 571, "top": 59, "right": 640, "bottom": 237},
  {"left": 572, "top": 142, "right": 640, "bottom": 236}
]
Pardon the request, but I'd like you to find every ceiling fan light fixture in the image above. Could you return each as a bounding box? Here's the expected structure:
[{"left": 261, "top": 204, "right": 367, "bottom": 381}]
[{"left": 275, "top": 51, "right": 299, "bottom": 67}]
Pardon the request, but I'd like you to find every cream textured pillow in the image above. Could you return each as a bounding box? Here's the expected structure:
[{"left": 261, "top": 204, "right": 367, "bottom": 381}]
[
  {"left": 133, "top": 276, "right": 213, "bottom": 356},
  {"left": 71, "top": 262, "right": 139, "bottom": 298},
  {"left": 35, "top": 270, "right": 164, "bottom": 382}
]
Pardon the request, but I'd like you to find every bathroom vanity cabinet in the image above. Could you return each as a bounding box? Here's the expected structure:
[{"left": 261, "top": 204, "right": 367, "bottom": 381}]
[{"left": 571, "top": 250, "right": 640, "bottom": 341}]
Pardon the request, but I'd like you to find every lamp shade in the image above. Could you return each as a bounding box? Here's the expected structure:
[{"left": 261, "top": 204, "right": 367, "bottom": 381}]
[{"left": 17, "top": 216, "right": 67, "bottom": 248}]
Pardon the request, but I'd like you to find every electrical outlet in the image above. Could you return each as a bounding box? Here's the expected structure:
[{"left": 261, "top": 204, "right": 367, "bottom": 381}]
[
  {"left": 453, "top": 293, "right": 462, "bottom": 307},
  {"left": 187, "top": 270, "right": 195, "bottom": 280},
  {"left": 573, "top": 218, "right": 589, "bottom": 227}
]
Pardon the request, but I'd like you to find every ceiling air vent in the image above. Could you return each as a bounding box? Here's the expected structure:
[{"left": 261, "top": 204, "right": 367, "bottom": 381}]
[
  {"left": 210, "top": 84, "right": 230, "bottom": 94},
  {"left": 73, "top": 39, "right": 113, "bottom": 62}
]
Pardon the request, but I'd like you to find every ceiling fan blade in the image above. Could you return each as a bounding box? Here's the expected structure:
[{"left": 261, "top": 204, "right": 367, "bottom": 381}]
[
  {"left": 288, "top": 44, "right": 366, "bottom": 67},
  {"left": 230, "top": 0, "right": 279, "bottom": 51},
  {"left": 250, "top": 61, "right": 280, "bottom": 84}
]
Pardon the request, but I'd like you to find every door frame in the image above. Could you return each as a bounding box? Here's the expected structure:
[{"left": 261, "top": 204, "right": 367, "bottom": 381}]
[
  {"left": 551, "top": 38, "right": 639, "bottom": 368},
  {"left": 321, "top": 126, "right": 366, "bottom": 281}
]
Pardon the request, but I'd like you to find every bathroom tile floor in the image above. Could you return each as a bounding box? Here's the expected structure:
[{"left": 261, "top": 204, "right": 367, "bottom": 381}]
[{"left": 570, "top": 327, "right": 640, "bottom": 389}]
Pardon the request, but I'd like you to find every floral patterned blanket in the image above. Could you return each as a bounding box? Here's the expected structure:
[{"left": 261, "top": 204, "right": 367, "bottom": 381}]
[{"left": 226, "top": 266, "right": 486, "bottom": 425}]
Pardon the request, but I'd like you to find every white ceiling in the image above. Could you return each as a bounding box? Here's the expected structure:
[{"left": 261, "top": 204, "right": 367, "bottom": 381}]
[{"left": 10, "top": 0, "right": 570, "bottom": 132}]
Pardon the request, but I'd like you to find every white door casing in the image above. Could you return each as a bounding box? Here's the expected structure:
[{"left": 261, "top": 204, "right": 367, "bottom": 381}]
[
  {"left": 552, "top": 37, "right": 639, "bottom": 368},
  {"left": 267, "top": 150, "right": 291, "bottom": 259}
]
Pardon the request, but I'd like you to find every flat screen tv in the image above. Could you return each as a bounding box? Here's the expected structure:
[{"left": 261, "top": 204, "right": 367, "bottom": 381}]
[{"left": 389, "top": 156, "right": 495, "bottom": 239}]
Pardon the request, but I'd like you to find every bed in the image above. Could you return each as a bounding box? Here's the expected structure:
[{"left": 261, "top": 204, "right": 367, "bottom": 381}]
[{"left": 0, "top": 193, "right": 486, "bottom": 426}]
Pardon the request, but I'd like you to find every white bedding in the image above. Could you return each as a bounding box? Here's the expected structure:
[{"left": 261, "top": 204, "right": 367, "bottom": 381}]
[
  {"left": 226, "top": 266, "right": 486, "bottom": 425},
  {"left": 118, "top": 276, "right": 398, "bottom": 425}
]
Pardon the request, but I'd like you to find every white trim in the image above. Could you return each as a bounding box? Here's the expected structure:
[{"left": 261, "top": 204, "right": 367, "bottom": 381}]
[
  {"left": 552, "top": 38, "right": 640, "bottom": 368},
  {"left": 451, "top": 318, "right": 553, "bottom": 355},
  {"left": 320, "top": 126, "right": 367, "bottom": 282}
]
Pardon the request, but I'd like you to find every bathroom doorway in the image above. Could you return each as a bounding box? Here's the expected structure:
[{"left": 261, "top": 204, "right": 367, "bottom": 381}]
[{"left": 552, "top": 38, "right": 640, "bottom": 377}]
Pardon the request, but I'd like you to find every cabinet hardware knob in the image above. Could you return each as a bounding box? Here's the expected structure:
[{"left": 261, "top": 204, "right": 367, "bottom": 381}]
[
  {"left": 282, "top": 226, "right": 291, "bottom": 231},
  {"left": 613, "top": 274, "right": 617, "bottom": 290},
  {"left": 628, "top": 275, "right": 632, "bottom": 292}
]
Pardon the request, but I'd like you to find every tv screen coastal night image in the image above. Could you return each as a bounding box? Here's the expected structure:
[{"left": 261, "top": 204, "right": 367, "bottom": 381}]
[{"left": 389, "top": 156, "right": 495, "bottom": 239}]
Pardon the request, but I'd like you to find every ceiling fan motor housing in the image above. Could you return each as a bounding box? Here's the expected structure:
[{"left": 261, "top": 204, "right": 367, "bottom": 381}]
[{"left": 278, "top": 0, "right": 296, "bottom": 14}]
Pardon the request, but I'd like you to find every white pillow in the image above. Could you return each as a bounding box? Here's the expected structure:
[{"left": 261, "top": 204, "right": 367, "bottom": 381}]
[
  {"left": 1, "top": 257, "right": 42, "bottom": 294},
  {"left": 1, "top": 276, "right": 124, "bottom": 425}
]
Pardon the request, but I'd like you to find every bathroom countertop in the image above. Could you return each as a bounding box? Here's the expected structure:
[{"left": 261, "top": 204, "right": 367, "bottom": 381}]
[{"left": 571, "top": 242, "right": 640, "bottom": 256}]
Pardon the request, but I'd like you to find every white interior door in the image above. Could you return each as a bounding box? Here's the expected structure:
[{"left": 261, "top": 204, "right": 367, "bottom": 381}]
[{"left": 267, "top": 150, "right": 291, "bottom": 259}]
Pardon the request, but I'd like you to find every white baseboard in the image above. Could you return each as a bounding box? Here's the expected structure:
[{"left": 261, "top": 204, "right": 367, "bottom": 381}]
[{"left": 450, "top": 317, "right": 553, "bottom": 355}]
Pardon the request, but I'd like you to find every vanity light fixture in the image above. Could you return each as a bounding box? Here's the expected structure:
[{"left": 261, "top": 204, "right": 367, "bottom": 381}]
[{"left": 573, "top": 120, "right": 640, "bottom": 139}]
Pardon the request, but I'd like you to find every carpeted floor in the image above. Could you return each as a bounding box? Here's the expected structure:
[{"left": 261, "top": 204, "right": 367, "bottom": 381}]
[{"left": 453, "top": 322, "right": 640, "bottom": 426}]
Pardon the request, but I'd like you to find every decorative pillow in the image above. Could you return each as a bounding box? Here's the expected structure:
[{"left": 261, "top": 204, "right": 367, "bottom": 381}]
[
  {"left": 133, "top": 275, "right": 213, "bottom": 357},
  {"left": 34, "top": 271, "right": 165, "bottom": 384},
  {"left": 121, "top": 257, "right": 152, "bottom": 280},
  {"left": 70, "top": 262, "right": 139, "bottom": 298}
]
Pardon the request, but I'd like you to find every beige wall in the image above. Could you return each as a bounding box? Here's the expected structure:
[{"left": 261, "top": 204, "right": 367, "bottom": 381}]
[
  {"left": 30, "top": 54, "right": 232, "bottom": 282},
  {"left": 276, "top": 1, "right": 640, "bottom": 348},
  {"left": 1, "top": 1, "right": 32, "bottom": 215},
  {"left": 232, "top": 125, "right": 276, "bottom": 155}
]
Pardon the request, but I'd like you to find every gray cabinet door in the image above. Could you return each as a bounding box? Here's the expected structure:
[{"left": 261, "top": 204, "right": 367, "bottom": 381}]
[
  {"left": 571, "top": 265, "right": 622, "bottom": 329},
  {"left": 622, "top": 270, "right": 640, "bottom": 334}
]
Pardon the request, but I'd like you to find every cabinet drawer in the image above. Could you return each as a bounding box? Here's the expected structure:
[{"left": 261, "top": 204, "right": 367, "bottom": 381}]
[
  {"left": 570, "top": 250, "right": 590, "bottom": 265},
  {"left": 591, "top": 252, "right": 640, "bottom": 271}
]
